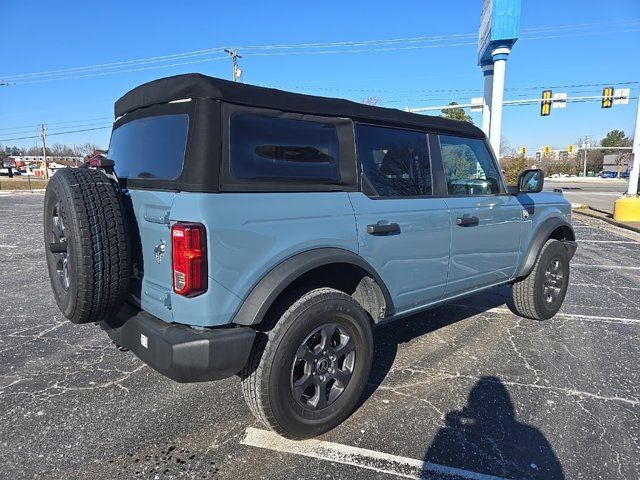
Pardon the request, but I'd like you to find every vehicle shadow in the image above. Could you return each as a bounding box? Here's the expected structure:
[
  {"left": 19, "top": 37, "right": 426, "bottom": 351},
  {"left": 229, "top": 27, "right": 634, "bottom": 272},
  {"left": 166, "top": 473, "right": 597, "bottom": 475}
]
[
  {"left": 360, "top": 284, "right": 513, "bottom": 407},
  {"left": 358, "top": 286, "right": 564, "bottom": 479},
  {"left": 423, "top": 376, "right": 564, "bottom": 479}
]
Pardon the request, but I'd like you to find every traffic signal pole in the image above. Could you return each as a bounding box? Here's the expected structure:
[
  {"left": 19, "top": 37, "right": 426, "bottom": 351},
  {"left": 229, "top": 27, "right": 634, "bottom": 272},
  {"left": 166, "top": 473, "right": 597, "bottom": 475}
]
[{"left": 613, "top": 94, "right": 640, "bottom": 222}]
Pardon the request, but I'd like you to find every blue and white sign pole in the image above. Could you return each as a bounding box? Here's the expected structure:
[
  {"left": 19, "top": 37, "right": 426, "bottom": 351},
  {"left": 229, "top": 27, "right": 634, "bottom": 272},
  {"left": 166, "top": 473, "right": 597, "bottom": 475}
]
[
  {"left": 481, "top": 63, "right": 494, "bottom": 135},
  {"left": 478, "top": 0, "right": 521, "bottom": 157}
]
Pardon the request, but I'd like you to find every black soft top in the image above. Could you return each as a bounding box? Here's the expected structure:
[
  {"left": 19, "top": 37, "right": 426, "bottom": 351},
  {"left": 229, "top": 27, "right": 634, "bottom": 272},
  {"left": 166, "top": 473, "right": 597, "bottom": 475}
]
[{"left": 115, "top": 73, "right": 484, "bottom": 138}]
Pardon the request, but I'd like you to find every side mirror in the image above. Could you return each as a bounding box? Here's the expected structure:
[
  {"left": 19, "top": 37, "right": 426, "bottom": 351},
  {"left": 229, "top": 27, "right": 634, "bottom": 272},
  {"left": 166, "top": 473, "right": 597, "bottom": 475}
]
[{"left": 510, "top": 169, "right": 544, "bottom": 195}]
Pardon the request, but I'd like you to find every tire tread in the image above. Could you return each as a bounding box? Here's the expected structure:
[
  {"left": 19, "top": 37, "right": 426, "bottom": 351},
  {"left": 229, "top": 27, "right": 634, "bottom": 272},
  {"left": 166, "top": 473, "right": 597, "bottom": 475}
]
[
  {"left": 45, "top": 168, "right": 130, "bottom": 324},
  {"left": 511, "top": 239, "right": 568, "bottom": 321}
]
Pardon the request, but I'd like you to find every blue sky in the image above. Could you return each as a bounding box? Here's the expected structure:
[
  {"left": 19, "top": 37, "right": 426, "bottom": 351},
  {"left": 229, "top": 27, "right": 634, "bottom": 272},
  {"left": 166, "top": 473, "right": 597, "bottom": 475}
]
[{"left": 1, "top": 0, "right": 639, "bottom": 152}]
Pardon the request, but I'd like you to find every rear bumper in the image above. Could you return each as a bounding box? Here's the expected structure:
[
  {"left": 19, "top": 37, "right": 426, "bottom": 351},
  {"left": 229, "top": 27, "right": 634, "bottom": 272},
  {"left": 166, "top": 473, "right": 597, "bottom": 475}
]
[{"left": 100, "top": 303, "right": 256, "bottom": 383}]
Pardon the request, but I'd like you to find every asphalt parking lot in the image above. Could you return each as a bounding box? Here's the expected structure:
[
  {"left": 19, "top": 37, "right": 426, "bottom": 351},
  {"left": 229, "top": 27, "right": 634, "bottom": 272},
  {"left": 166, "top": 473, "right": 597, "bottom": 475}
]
[
  {"left": 544, "top": 179, "right": 628, "bottom": 213},
  {"left": 1, "top": 192, "right": 638, "bottom": 480}
]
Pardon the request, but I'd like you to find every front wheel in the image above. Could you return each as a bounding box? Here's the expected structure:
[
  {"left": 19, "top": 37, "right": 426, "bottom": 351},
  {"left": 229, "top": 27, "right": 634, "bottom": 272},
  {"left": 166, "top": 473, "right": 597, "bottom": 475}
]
[
  {"left": 510, "top": 239, "right": 570, "bottom": 320},
  {"left": 241, "top": 288, "right": 373, "bottom": 439}
]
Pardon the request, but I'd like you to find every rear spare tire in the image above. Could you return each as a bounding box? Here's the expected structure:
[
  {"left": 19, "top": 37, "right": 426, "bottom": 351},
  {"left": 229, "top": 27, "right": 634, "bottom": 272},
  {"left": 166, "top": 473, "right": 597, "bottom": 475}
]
[{"left": 44, "top": 168, "right": 131, "bottom": 324}]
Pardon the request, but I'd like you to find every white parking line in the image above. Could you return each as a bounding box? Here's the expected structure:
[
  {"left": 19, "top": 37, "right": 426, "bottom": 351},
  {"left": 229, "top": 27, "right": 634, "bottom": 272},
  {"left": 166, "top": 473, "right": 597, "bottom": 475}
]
[
  {"left": 579, "top": 240, "right": 639, "bottom": 244},
  {"left": 488, "top": 307, "right": 640, "bottom": 325},
  {"left": 571, "top": 264, "right": 640, "bottom": 270},
  {"left": 241, "top": 427, "right": 507, "bottom": 480}
]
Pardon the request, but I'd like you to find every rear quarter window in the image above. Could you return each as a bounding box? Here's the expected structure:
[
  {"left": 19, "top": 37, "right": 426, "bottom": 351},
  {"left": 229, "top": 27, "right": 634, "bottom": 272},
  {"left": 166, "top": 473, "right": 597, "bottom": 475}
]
[
  {"left": 229, "top": 112, "right": 340, "bottom": 182},
  {"left": 108, "top": 114, "right": 189, "bottom": 180}
]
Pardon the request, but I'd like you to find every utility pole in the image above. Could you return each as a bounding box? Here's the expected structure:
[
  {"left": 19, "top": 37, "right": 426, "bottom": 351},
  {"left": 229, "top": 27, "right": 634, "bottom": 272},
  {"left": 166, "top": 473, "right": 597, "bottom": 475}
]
[
  {"left": 224, "top": 49, "right": 243, "bottom": 82},
  {"left": 579, "top": 136, "right": 591, "bottom": 177},
  {"left": 40, "top": 123, "right": 48, "bottom": 180}
]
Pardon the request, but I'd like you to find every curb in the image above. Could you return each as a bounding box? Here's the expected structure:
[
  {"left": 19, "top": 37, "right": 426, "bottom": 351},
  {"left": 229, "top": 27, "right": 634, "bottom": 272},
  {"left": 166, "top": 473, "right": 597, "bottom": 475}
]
[{"left": 573, "top": 208, "right": 640, "bottom": 234}]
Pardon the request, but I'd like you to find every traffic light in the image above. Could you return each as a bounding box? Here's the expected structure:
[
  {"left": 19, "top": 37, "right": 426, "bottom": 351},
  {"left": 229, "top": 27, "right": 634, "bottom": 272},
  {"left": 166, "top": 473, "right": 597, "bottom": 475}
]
[
  {"left": 520, "top": 147, "right": 526, "bottom": 156},
  {"left": 540, "top": 90, "right": 552, "bottom": 116},
  {"left": 544, "top": 145, "right": 551, "bottom": 157},
  {"left": 567, "top": 145, "right": 574, "bottom": 154},
  {"left": 601, "top": 87, "right": 614, "bottom": 108}
]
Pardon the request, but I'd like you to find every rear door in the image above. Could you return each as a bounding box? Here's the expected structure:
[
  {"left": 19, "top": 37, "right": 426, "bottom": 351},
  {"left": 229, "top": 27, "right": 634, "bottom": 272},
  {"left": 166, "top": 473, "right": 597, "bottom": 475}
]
[
  {"left": 349, "top": 124, "right": 451, "bottom": 314},
  {"left": 437, "top": 134, "right": 522, "bottom": 297},
  {"left": 108, "top": 113, "right": 190, "bottom": 322}
]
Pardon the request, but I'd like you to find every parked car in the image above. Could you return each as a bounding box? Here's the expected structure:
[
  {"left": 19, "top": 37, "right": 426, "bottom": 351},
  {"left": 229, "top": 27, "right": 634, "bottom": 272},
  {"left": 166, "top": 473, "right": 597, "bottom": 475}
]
[
  {"left": 600, "top": 171, "right": 618, "bottom": 178},
  {"left": 44, "top": 74, "right": 577, "bottom": 439}
]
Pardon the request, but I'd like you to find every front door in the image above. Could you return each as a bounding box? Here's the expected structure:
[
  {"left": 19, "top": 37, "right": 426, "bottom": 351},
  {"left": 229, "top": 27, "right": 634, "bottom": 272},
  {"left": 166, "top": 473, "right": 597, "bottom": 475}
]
[
  {"left": 437, "top": 134, "right": 522, "bottom": 297},
  {"left": 349, "top": 124, "right": 451, "bottom": 314}
]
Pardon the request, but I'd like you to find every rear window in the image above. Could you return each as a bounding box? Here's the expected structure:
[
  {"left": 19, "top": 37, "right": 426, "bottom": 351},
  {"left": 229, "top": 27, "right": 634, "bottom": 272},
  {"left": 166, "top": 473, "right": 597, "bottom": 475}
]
[
  {"left": 229, "top": 112, "right": 340, "bottom": 182},
  {"left": 108, "top": 114, "right": 189, "bottom": 180}
]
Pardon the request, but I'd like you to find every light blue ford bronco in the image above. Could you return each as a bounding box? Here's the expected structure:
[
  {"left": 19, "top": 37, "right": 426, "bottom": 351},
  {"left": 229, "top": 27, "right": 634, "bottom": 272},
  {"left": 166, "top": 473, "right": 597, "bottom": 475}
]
[{"left": 44, "top": 74, "right": 576, "bottom": 439}]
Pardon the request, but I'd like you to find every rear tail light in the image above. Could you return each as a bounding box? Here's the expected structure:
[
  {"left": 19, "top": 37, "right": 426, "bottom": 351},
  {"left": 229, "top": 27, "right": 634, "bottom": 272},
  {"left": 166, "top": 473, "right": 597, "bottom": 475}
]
[{"left": 171, "top": 222, "right": 207, "bottom": 297}]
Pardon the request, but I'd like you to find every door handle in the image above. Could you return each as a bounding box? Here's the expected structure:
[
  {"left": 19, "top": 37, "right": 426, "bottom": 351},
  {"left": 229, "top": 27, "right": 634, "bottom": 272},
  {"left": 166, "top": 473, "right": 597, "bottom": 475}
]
[
  {"left": 367, "top": 222, "right": 401, "bottom": 235},
  {"left": 456, "top": 216, "right": 479, "bottom": 227}
]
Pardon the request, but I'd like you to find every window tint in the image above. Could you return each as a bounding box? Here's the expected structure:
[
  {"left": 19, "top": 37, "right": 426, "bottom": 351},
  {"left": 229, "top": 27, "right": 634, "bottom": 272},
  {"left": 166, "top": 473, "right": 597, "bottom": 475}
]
[
  {"left": 356, "top": 124, "right": 431, "bottom": 197},
  {"left": 108, "top": 114, "right": 189, "bottom": 180},
  {"left": 440, "top": 135, "right": 502, "bottom": 195},
  {"left": 230, "top": 112, "right": 339, "bottom": 182}
]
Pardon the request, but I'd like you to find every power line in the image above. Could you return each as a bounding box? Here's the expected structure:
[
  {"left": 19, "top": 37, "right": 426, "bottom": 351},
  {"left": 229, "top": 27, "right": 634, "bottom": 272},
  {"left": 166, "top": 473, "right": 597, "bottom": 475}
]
[
  {"left": 2, "top": 19, "right": 639, "bottom": 85},
  {"left": 0, "top": 125, "right": 112, "bottom": 143},
  {"left": 0, "top": 116, "right": 113, "bottom": 132},
  {"left": 261, "top": 80, "right": 639, "bottom": 95},
  {"left": 1, "top": 81, "right": 636, "bottom": 138},
  {"left": 4, "top": 121, "right": 114, "bottom": 137},
  {"left": 14, "top": 56, "right": 229, "bottom": 85}
]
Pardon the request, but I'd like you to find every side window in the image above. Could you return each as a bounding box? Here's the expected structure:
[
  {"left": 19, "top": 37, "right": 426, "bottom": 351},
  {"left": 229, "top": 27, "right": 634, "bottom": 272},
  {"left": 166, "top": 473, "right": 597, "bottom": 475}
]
[
  {"left": 356, "top": 124, "right": 432, "bottom": 197},
  {"left": 440, "top": 135, "right": 502, "bottom": 195},
  {"left": 229, "top": 112, "right": 340, "bottom": 182}
]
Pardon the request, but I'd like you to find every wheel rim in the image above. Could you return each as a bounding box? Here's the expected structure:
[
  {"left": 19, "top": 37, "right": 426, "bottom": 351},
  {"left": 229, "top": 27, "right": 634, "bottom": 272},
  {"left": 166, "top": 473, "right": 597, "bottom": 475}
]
[
  {"left": 50, "top": 202, "right": 70, "bottom": 292},
  {"left": 543, "top": 256, "right": 565, "bottom": 304},
  {"left": 290, "top": 323, "right": 356, "bottom": 410}
]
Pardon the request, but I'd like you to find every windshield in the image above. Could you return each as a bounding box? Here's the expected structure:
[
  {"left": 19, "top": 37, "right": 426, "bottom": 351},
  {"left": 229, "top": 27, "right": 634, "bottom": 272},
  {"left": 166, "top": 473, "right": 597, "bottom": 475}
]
[{"left": 108, "top": 114, "right": 189, "bottom": 180}]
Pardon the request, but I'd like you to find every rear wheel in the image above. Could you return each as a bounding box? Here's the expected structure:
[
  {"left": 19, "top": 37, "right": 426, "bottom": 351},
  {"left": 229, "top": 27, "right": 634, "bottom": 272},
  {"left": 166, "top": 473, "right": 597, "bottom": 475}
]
[
  {"left": 241, "top": 288, "right": 373, "bottom": 439},
  {"left": 510, "top": 239, "right": 569, "bottom": 320},
  {"left": 44, "top": 168, "right": 131, "bottom": 324}
]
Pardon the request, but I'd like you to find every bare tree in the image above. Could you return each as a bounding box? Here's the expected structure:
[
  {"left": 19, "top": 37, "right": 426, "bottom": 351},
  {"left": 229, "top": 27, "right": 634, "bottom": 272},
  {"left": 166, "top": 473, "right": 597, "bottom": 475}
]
[
  {"left": 49, "top": 143, "right": 75, "bottom": 157},
  {"left": 72, "top": 142, "right": 100, "bottom": 157},
  {"left": 360, "top": 96, "right": 383, "bottom": 106},
  {"left": 500, "top": 136, "right": 515, "bottom": 158}
]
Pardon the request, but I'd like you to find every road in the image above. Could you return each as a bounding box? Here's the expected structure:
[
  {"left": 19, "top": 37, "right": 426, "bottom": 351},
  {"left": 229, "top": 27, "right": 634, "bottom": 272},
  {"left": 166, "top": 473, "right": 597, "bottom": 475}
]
[
  {"left": 544, "top": 179, "right": 628, "bottom": 214},
  {"left": 1, "top": 192, "right": 639, "bottom": 480}
]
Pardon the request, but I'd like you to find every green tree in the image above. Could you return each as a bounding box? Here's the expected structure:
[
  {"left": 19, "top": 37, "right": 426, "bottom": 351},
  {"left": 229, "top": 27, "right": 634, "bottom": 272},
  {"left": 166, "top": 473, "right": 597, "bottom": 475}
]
[
  {"left": 503, "top": 154, "right": 529, "bottom": 184},
  {"left": 441, "top": 102, "right": 473, "bottom": 123},
  {"left": 601, "top": 130, "right": 632, "bottom": 149}
]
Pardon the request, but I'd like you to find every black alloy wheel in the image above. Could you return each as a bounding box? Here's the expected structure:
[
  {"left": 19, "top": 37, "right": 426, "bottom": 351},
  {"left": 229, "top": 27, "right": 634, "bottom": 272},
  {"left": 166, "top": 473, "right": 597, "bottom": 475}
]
[{"left": 290, "top": 323, "right": 356, "bottom": 410}]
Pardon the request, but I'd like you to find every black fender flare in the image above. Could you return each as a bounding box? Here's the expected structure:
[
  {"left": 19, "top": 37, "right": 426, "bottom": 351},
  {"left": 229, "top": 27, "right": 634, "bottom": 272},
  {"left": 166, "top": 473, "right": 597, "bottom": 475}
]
[
  {"left": 516, "top": 217, "right": 576, "bottom": 278},
  {"left": 231, "top": 248, "right": 394, "bottom": 326}
]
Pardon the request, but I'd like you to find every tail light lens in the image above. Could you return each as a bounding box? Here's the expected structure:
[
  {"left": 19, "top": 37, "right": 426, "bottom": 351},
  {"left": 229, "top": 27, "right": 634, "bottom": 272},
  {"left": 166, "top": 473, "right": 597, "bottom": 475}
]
[{"left": 171, "top": 222, "right": 207, "bottom": 297}]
